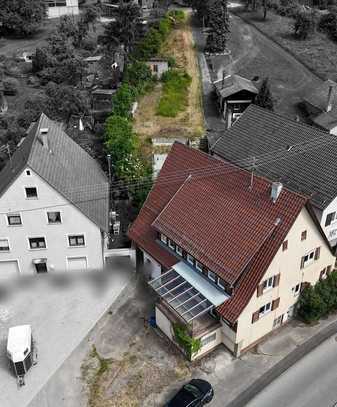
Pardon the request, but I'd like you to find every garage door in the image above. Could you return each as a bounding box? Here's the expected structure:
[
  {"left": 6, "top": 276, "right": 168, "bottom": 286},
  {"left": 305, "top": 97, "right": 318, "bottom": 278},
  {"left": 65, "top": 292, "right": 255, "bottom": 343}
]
[
  {"left": 0, "top": 260, "right": 19, "bottom": 279},
  {"left": 67, "top": 257, "right": 87, "bottom": 271}
]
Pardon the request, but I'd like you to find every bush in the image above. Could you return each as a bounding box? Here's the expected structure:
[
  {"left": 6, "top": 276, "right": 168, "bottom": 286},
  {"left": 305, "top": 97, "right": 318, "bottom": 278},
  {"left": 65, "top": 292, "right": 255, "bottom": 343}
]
[
  {"left": 294, "top": 10, "right": 317, "bottom": 39},
  {"left": 157, "top": 70, "right": 192, "bottom": 117},
  {"left": 319, "top": 11, "right": 337, "bottom": 40},
  {"left": 3, "top": 77, "right": 19, "bottom": 96},
  {"left": 297, "top": 271, "right": 337, "bottom": 323}
]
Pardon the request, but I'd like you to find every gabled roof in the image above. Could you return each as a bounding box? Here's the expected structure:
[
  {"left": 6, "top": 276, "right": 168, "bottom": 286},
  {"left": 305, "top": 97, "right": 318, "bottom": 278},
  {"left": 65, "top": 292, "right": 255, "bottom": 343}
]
[
  {"left": 211, "top": 104, "right": 337, "bottom": 209},
  {"left": 0, "top": 114, "right": 109, "bottom": 231},
  {"left": 303, "top": 79, "right": 337, "bottom": 113},
  {"left": 129, "top": 142, "right": 309, "bottom": 322},
  {"left": 213, "top": 74, "right": 258, "bottom": 99}
]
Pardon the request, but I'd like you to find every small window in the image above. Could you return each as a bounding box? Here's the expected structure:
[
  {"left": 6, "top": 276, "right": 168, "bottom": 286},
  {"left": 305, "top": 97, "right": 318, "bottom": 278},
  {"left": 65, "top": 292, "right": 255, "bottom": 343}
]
[
  {"left": 47, "top": 211, "right": 61, "bottom": 224},
  {"left": 292, "top": 284, "right": 300, "bottom": 296},
  {"left": 200, "top": 332, "right": 216, "bottom": 347},
  {"left": 7, "top": 214, "right": 22, "bottom": 225},
  {"left": 175, "top": 245, "right": 183, "bottom": 256},
  {"left": 29, "top": 237, "right": 46, "bottom": 249},
  {"left": 301, "top": 230, "right": 307, "bottom": 241},
  {"left": 282, "top": 240, "right": 288, "bottom": 251},
  {"left": 25, "top": 187, "right": 37, "bottom": 199},
  {"left": 187, "top": 254, "right": 194, "bottom": 265},
  {"left": 196, "top": 261, "right": 203, "bottom": 272},
  {"left": 160, "top": 234, "right": 167, "bottom": 244},
  {"left": 153, "top": 64, "right": 158, "bottom": 73},
  {"left": 68, "top": 235, "right": 85, "bottom": 247},
  {"left": 26, "top": 170, "right": 31, "bottom": 176},
  {"left": 325, "top": 212, "right": 336, "bottom": 227},
  {"left": 208, "top": 270, "right": 217, "bottom": 282},
  {"left": 259, "top": 302, "right": 271, "bottom": 316},
  {"left": 303, "top": 249, "right": 315, "bottom": 268},
  {"left": 0, "top": 238, "right": 10, "bottom": 252},
  {"left": 263, "top": 276, "right": 274, "bottom": 290},
  {"left": 168, "top": 239, "right": 175, "bottom": 250}
]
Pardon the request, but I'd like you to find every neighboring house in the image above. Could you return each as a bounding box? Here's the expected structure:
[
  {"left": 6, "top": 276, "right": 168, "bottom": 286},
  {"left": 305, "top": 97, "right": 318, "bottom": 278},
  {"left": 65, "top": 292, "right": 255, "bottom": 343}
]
[
  {"left": 213, "top": 74, "right": 258, "bottom": 128},
  {"left": 0, "top": 114, "right": 109, "bottom": 278},
  {"left": 211, "top": 104, "right": 337, "bottom": 248},
  {"left": 146, "top": 58, "right": 169, "bottom": 79},
  {"left": 302, "top": 79, "right": 337, "bottom": 134},
  {"left": 129, "top": 142, "right": 335, "bottom": 359},
  {"left": 45, "top": 0, "right": 79, "bottom": 19}
]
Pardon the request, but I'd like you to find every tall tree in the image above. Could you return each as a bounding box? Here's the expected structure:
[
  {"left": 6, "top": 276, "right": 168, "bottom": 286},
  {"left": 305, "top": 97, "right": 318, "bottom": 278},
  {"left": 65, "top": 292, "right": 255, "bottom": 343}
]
[
  {"left": 102, "top": 2, "right": 141, "bottom": 52},
  {"left": 206, "top": 0, "right": 230, "bottom": 53},
  {"left": 254, "top": 78, "right": 274, "bottom": 111},
  {"left": 0, "top": 0, "right": 46, "bottom": 37}
]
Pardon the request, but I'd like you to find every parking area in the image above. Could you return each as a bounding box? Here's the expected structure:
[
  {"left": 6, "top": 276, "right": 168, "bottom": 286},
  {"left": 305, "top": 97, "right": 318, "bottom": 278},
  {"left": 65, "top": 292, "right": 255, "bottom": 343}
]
[{"left": 0, "top": 262, "right": 132, "bottom": 407}]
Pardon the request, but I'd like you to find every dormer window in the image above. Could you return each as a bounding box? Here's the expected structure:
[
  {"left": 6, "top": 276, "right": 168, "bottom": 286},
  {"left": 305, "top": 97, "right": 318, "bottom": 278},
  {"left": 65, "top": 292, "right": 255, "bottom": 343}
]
[
  {"left": 208, "top": 270, "right": 216, "bottom": 282},
  {"left": 168, "top": 239, "right": 175, "bottom": 250},
  {"left": 187, "top": 254, "right": 194, "bottom": 265},
  {"left": 196, "top": 261, "right": 203, "bottom": 272},
  {"left": 25, "top": 187, "right": 37, "bottom": 199},
  {"left": 176, "top": 245, "right": 183, "bottom": 256},
  {"left": 160, "top": 234, "right": 167, "bottom": 244}
]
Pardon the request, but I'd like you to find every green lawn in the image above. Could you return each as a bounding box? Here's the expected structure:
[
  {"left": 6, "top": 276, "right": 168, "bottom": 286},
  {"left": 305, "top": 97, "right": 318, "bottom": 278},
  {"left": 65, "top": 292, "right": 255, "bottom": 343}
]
[{"left": 235, "top": 7, "right": 337, "bottom": 80}]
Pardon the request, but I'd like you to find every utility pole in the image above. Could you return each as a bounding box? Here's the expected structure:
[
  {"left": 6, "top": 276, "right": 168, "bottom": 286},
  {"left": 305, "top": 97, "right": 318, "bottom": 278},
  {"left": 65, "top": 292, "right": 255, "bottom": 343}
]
[{"left": 107, "top": 154, "right": 112, "bottom": 184}]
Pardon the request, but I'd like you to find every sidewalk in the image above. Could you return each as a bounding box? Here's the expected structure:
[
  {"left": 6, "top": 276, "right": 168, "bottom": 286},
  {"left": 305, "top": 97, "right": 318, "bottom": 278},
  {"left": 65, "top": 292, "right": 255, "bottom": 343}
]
[{"left": 198, "top": 312, "right": 337, "bottom": 407}]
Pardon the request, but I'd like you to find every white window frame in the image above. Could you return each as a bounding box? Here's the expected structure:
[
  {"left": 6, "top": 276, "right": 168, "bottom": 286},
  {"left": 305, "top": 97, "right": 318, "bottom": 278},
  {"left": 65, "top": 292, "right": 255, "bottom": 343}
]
[
  {"left": 168, "top": 239, "right": 175, "bottom": 250},
  {"left": 175, "top": 245, "right": 183, "bottom": 256},
  {"left": 187, "top": 254, "right": 194, "bottom": 265},
  {"left": 292, "top": 283, "right": 300, "bottom": 296},
  {"left": 7, "top": 214, "right": 22, "bottom": 226},
  {"left": 25, "top": 186, "right": 38, "bottom": 199},
  {"left": 200, "top": 332, "right": 217, "bottom": 347},
  {"left": 259, "top": 302, "right": 271, "bottom": 317},
  {"left": 68, "top": 234, "right": 86, "bottom": 247},
  {"left": 325, "top": 211, "right": 336, "bottom": 227},
  {"left": 196, "top": 261, "right": 203, "bottom": 272},
  {"left": 263, "top": 276, "right": 274, "bottom": 291},
  {"left": 208, "top": 270, "right": 217, "bottom": 282},
  {"left": 160, "top": 234, "right": 167, "bottom": 244},
  {"left": 47, "top": 211, "right": 62, "bottom": 224},
  {"left": 0, "top": 238, "right": 10, "bottom": 252},
  {"left": 303, "top": 249, "right": 315, "bottom": 268},
  {"left": 28, "top": 236, "right": 47, "bottom": 250}
]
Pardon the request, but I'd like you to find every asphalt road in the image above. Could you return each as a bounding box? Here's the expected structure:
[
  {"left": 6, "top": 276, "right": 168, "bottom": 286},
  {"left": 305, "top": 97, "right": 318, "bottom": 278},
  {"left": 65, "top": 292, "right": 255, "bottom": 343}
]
[{"left": 245, "top": 335, "right": 337, "bottom": 407}]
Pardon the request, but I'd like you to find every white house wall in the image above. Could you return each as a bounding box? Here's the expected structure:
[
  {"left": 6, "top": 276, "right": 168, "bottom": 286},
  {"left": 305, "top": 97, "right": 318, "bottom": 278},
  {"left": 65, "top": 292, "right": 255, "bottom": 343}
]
[
  {"left": 0, "top": 168, "right": 104, "bottom": 276},
  {"left": 47, "top": 0, "right": 79, "bottom": 19},
  {"left": 321, "top": 196, "right": 337, "bottom": 246},
  {"left": 235, "top": 207, "right": 335, "bottom": 353}
]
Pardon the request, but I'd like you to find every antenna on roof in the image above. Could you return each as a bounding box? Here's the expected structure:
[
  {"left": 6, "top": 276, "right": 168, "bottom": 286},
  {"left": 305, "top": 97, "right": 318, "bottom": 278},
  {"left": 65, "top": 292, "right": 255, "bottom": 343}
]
[{"left": 249, "top": 156, "right": 256, "bottom": 191}]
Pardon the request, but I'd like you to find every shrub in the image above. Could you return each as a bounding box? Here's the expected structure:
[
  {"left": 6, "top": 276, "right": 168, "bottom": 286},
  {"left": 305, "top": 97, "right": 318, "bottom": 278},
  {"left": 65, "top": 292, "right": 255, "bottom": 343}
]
[
  {"left": 173, "top": 323, "right": 201, "bottom": 359},
  {"left": 157, "top": 70, "right": 192, "bottom": 117},
  {"left": 319, "top": 11, "right": 337, "bottom": 40},
  {"left": 294, "top": 10, "right": 317, "bottom": 39}
]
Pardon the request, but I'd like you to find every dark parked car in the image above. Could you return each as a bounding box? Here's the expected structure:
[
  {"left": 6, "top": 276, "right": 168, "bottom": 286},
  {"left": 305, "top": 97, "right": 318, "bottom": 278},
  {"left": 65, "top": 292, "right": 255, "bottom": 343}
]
[{"left": 166, "top": 379, "right": 214, "bottom": 407}]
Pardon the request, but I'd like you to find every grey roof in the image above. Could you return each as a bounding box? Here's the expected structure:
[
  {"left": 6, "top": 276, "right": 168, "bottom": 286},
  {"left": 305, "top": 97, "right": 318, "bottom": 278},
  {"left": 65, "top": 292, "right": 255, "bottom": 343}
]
[
  {"left": 211, "top": 104, "right": 337, "bottom": 210},
  {"left": 0, "top": 114, "right": 109, "bottom": 231},
  {"left": 213, "top": 74, "right": 258, "bottom": 99},
  {"left": 303, "top": 79, "right": 337, "bottom": 112}
]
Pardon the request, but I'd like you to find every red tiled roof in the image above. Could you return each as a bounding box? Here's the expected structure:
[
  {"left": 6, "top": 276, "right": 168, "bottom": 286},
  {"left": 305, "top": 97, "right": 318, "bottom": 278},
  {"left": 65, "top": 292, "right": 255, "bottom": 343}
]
[{"left": 129, "top": 143, "right": 308, "bottom": 323}]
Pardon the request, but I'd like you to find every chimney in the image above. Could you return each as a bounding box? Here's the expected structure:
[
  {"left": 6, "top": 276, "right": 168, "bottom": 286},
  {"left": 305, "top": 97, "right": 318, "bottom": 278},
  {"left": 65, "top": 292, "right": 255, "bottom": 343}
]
[
  {"left": 327, "top": 84, "right": 334, "bottom": 113},
  {"left": 39, "top": 128, "right": 49, "bottom": 150},
  {"left": 271, "top": 182, "right": 283, "bottom": 203}
]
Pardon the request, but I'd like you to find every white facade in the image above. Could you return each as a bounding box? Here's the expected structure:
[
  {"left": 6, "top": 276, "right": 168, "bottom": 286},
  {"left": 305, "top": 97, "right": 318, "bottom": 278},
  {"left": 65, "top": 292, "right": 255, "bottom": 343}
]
[
  {"left": 46, "top": 0, "right": 79, "bottom": 19},
  {"left": 0, "top": 168, "right": 104, "bottom": 277},
  {"left": 319, "top": 196, "right": 337, "bottom": 247}
]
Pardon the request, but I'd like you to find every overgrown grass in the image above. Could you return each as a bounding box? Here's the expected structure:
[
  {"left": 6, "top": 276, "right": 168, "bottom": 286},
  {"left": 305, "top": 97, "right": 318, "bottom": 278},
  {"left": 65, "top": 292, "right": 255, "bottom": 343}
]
[{"left": 157, "top": 70, "right": 192, "bottom": 117}]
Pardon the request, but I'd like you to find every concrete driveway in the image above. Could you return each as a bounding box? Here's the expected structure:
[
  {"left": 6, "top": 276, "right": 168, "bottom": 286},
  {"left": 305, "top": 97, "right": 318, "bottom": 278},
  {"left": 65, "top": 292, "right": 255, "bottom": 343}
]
[{"left": 0, "top": 262, "right": 132, "bottom": 407}]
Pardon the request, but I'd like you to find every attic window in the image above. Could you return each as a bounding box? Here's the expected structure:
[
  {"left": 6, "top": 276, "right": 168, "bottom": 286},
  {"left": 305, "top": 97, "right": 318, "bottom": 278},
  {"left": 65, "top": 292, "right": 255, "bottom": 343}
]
[
  {"left": 26, "top": 170, "right": 31, "bottom": 176},
  {"left": 40, "top": 128, "right": 49, "bottom": 134},
  {"left": 25, "top": 187, "right": 38, "bottom": 199}
]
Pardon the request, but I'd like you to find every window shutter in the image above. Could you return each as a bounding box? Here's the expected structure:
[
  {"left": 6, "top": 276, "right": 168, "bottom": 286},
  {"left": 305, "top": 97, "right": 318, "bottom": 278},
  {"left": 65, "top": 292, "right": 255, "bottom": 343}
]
[
  {"left": 314, "top": 247, "right": 321, "bottom": 260},
  {"left": 272, "top": 297, "right": 280, "bottom": 311},
  {"left": 252, "top": 310, "right": 259, "bottom": 323},
  {"left": 300, "top": 256, "right": 305, "bottom": 269},
  {"left": 257, "top": 283, "right": 264, "bottom": 297},
  {"left": 273, "top": 273, "right": 280, "bottom": 287}
]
